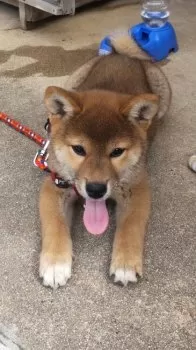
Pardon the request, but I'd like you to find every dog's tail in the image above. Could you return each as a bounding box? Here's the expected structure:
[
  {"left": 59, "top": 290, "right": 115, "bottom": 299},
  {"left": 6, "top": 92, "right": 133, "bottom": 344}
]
[{"left": 110, "top": 31, "right": 150, "bottom": 60}]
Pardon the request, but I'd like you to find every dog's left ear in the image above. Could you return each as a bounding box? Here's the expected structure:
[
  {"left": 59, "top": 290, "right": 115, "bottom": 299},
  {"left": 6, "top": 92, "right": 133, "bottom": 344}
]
[
  {"left": 121, "top": 94, "right": 159, "bottom": 130},
  {"left": 44, "top": 86, "right": 82, "bottom": 117}
]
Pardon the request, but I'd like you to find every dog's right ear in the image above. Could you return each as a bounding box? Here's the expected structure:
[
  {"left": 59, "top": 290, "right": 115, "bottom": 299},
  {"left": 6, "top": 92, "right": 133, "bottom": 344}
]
[{"left": 44, "top": 86, "right": 82, "bottom": 117}]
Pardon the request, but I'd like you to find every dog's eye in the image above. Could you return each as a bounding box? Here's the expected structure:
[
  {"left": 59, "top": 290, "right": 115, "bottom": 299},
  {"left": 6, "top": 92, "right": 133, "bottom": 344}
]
[
  {"left": 110, "top": 148, "right": 125, "bottom": 158},
  {"left": 71, "top": 145, "right": 86, "bottom": 156}
]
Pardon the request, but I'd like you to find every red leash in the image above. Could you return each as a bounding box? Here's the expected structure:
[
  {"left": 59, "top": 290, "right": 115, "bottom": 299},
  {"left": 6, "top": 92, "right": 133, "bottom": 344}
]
[
  {"left": 0, "top": 112, "right": 46, "bottom": 147},
  {"left": 0, "top": 111, "right": 49, "bottom": 171},
  {"left": 0, "top": 112, "right": 75, "bottom": 190}
]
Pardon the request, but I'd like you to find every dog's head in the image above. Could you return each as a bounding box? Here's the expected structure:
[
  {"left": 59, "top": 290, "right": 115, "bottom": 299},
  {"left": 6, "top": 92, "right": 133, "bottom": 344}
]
[{"left": 44, "top": 86, "right": 159, "bottom": 234}]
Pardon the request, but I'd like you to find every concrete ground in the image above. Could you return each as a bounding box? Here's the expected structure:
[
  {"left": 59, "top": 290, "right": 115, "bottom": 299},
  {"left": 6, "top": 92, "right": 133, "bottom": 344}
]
[{"left": 0, "top": 1, "right": 196, "bottom": 349}]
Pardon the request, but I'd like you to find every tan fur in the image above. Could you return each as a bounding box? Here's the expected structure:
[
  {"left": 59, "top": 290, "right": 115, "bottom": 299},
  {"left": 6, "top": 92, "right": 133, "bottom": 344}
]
[
  {"left": 66, "top": 35, "right": 171, "bottom": 120},
  {"left": 110, "top": 32, "right": 151, "bottom": 61},
  {"left": 39, "top": 37, "right": 171, "bottom": 288},
  {"left": 65, "top": 57, "right": 99, "bottom": 91}
]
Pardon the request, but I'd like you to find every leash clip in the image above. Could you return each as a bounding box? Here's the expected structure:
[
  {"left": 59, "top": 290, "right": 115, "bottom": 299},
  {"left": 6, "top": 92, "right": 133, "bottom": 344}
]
[{"left": 33, "top": 140, "right": 50, "bottom": 171}]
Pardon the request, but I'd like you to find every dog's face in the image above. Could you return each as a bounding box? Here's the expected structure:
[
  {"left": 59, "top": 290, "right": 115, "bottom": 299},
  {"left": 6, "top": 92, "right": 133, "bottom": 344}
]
[{"left": 45, "top": 86, "right": 159, "bottom": 202}]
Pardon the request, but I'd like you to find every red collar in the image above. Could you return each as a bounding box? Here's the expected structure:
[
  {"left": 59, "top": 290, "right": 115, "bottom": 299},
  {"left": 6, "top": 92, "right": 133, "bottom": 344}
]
[{"left": 50, "top": 172, "right": 80, "bottom": 196}]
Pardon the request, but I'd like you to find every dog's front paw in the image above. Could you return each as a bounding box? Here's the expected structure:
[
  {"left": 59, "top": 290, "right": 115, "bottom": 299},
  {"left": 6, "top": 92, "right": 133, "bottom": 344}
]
[
  {"left": 39, "top": 254, "right": 72, "bottom": 289},
  {"left": 110, "top": 253, "right": 143, "bottom": 286},
  {"left": 110, "top": 267, "right": 138, "bottom": 286}
]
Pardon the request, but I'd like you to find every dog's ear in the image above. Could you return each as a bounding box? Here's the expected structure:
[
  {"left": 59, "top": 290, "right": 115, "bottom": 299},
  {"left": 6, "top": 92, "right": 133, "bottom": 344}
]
[
  {"left": 121, "top": 94, "right": 159, "bottom": 130},
  {"left": 44, "top": 86, "right": 82, "bottom": 117}
]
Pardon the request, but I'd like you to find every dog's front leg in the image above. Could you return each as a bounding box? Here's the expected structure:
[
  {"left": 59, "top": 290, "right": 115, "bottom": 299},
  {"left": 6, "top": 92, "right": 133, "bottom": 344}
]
[
  {"left": 110, "top": 177, "right": 151, "bottom": 286},
  {"left": 39, "top": 176, "right": 74, "bottom": 289}
]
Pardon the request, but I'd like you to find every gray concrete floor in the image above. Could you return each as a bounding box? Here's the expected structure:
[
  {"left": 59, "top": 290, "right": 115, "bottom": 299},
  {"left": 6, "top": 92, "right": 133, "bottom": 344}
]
[{"left": 0, "top": 1, "right": 196, "bottom": 349}]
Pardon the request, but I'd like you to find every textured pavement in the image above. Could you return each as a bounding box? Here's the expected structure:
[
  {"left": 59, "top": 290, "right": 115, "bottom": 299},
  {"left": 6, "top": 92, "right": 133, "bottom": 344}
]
[{"left": 0, "top": 1, "right": 196, "bottom": 349}]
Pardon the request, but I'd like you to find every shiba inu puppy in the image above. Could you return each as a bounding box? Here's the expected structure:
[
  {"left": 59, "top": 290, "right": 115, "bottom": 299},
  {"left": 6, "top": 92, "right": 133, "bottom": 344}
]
[{"left": 39, "top": 45, "right": 171, "bottom": 289}]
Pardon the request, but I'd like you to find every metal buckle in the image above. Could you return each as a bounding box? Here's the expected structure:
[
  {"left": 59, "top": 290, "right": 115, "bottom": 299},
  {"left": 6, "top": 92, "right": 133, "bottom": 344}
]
[{"left": 33, "top": 140, "right": 50, "bottom": 171}]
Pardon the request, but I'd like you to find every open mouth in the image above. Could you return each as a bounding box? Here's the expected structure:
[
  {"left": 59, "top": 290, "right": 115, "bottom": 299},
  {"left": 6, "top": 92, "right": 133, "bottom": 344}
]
[{"left": 83, "top": 198, "right": 109, "bottom": 236}]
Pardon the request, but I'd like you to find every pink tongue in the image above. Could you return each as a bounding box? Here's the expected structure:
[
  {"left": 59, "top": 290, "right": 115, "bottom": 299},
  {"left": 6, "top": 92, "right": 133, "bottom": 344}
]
[{"left": 83, "top": 199, "right": 109, "bottom": 235}]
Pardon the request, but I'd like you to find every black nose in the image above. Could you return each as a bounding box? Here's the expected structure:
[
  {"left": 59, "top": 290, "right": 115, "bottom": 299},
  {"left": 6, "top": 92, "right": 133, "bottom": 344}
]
[{"left": 86, "top": 182, "right": 107, "bottom": 199}]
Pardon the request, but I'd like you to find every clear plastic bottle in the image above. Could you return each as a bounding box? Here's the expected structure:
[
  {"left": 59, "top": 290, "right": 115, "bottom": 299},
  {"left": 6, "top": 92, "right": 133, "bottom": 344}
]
[{"left": 141, "top": 0, "right": 170, "bottom": 28}]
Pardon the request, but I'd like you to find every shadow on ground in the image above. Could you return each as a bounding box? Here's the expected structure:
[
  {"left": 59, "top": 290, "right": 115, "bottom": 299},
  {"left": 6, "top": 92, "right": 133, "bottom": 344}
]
[{"left": 0, "top": 45, "right": 96, "bottom": 77}]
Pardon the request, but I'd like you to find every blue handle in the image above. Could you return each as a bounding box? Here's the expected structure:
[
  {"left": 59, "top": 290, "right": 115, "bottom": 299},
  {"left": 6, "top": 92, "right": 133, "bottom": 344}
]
[{"left": 130, "top": 22, "right": 178, "bottom": 61}]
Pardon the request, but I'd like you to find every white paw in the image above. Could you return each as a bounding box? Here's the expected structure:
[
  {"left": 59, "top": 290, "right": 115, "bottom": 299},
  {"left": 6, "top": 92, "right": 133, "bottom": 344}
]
[
  {"left": 39, "top": 258, "right": 71, "bottom": 289},
  {"left": 110, "top": 268, "right": 137, "bottom": 286}
]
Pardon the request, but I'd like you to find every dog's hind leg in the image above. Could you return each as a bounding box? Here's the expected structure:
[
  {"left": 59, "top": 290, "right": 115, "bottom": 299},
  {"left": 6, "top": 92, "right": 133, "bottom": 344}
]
[{"left": 39, "top": 176, "right": 73, "bottom": 289}]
